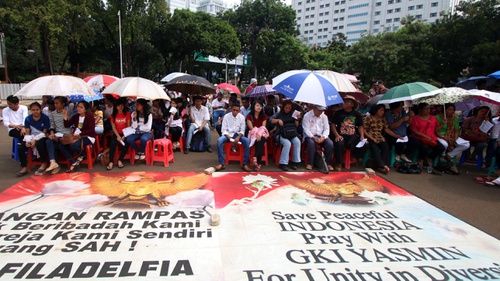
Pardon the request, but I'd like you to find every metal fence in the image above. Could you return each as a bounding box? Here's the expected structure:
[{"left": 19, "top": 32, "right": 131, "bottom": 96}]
[{"left": 0, "top": 83, "right": 31, "bottom": 100}]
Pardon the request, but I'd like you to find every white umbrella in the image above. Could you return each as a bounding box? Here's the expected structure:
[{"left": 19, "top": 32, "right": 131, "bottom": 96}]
[
  {"left": 314, "top": 70, "right": 358, "bottom": 93},
  {"left": 15, "top": 75, "right": 95, "bottom": 98},
  {"left": 469, "top": 89, "right": 500, "bottom": 105},
  {"left": 102, "top": 77, "right": 170, "bottom": 101},
  {"left": 160, "top": 72, "right": 188, "bottom": 83}
]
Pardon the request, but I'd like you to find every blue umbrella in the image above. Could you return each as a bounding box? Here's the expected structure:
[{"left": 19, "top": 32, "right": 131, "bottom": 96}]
[
  {"left": 455, "top": 76, "right": 496, "bottom": 90},
  {"left": 489, "top": 70, "right": 500, "bottom": 79},
  {"left": 272, "top": 70, "right": 343, "bottom": 107},
  {"left": 68, "top": 90, "right": 104, "bottom": 103}
]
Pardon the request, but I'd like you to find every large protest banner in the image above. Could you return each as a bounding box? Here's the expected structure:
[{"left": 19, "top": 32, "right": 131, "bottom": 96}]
[{"left": 0, "top": 171, "right": 498, "bottom": 280}]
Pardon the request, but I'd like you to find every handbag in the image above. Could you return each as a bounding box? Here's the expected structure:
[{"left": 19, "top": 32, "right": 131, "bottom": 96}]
[
  {"left": 60, "top": 134, "right": 81, "bottom": 145},
  {"left": 281, "top": 124, "right": 297, "bottom": 139},
  {"left": 461, "top": 130, "right": 487, "bottom": 143}
]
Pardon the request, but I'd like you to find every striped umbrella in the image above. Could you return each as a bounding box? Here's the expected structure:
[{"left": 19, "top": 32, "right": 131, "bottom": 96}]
[{"left": 272, "top": 70, "right": 343, "bottom": 107}]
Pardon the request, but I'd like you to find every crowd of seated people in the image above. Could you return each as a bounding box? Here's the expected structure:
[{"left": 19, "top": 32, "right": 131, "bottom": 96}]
[{"left": 6, "top": 87, "right": 500, "bottom": 178}]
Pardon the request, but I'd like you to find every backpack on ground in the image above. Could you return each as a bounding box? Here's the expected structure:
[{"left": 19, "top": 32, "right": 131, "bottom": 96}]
[
  {"left": 190, "top": 131, "right": 206, "bottom": 152},
  {"left": 396, "top": 162, "right": 422, "bottom": 174}
]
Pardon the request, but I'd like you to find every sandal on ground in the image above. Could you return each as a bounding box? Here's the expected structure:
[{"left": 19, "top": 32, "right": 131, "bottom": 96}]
[
  {"left": 214, "top": 164, "right": 225, "bottom": 171},
  {"left": 51, "top": 165, "right": 61, "bottom": 174},
  {"left": 384, "top": 165, "right": 390, "bottom": 173},
  {"left": 254, "top": 164, "right": 261, "bottom": 172},
  {"left": 67, "top": 157, "right": 83, "bottom": 173},
  {"left": 484, "top": 181, "right": 500, "bottom": 188},
  {"left": 16, "top": 170, "right": 28, "bottom": 177},
  {"left": 106, "top": 163, "right": 114, "bottom": 171},
  {"left": 251, "top": 157, "right": 258, "bottom": 167},
  {"left": 474, "top": 177, "right": 486, "bottom": 184},
  {"left": 484, "top": 176, "right": 495, "bottom": 182},
  {"left": 117, "top": 161, "right": 124, "bottom": 169},
  {"left": 378, "top": 167, "right": 388, "bottom": 174},
  {"left": 45, "top": 162, "right": 59, "bottom": 172},
  {"left": 35, "top": 168, "right": 46, "bottom": 176}
]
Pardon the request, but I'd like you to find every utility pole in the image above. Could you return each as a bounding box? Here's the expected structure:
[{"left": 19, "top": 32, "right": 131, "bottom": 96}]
[{"left": 118, "top": 10, "right": 124, "bottom": 78}]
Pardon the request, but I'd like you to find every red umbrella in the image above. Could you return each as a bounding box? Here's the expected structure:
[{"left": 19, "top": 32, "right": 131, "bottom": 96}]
[
  {"left": 340, "top": 91, "right": 369, "bottom": 105},
  {"left": 84, "top": 74, "right": 119, "bottom": 90},
  {"left": 217, "top": 83, "right": 241, "bottom": 94}
]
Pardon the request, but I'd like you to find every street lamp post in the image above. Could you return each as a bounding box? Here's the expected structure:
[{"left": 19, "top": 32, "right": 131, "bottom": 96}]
[{"left": 26, "top": 49, "right": 38, "bottom": 77}]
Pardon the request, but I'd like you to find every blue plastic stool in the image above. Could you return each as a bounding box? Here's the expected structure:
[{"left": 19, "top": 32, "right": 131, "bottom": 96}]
[
  {"left": 458, "top": 149, "right": 483, "bottom": 170},
  {"left": 11, "top": 138, "right": 20, "bottom": 161}
]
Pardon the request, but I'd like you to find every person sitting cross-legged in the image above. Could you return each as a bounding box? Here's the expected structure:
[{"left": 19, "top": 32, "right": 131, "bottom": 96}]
[
  {"left": 215, "top": 101, "right": 251, "bottom": 172},
  {"left": 302, "top": 104, "right": 334, "bottom": 171}
]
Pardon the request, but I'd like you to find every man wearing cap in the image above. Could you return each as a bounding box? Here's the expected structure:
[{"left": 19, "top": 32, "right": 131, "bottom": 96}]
[
  {"left": 330, "top": 95, "right": 366, "bottom": 171},
  {"left": 185, "top": 96, "right": 212, "bottom": 154},
  {"left": 302, "top": 104, "right": 334, "bottom": 171},
  {"left": 245, "top": 78, "right": 258, "bottom": 95}
]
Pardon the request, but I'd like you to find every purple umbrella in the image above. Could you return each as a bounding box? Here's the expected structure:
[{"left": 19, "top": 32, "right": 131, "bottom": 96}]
[{"left": 246, "top": 85, "right": 278, "bottom": 98}]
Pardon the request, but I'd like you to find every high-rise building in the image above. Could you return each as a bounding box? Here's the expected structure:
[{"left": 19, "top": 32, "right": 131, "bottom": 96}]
[
  {"left": 197, "top": 0, "right": 231, "bottom": 14},
  {"left": 293, "top": 0, "right": 461, "bottom": 47},
  {"left": 166, "top": 0, "right": 233, "bottom": 15}
]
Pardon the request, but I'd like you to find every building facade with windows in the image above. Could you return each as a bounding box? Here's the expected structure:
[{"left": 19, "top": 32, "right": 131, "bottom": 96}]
[
  {"left": 293, "top": 0, "right": 461, "bottom": 47},
  {"left": 166, "top": 0, "right": 232, "bottom": 15}
]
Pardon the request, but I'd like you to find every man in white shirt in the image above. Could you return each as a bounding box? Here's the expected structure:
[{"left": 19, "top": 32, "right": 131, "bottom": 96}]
[
  {"left": 185, "top": 96, "right": 212, "bottom": 154},
  {"left": 302, "top": 104, "right": 334, "bottom": 171},
  {"left": 211, "top": 92, "right": 226, "bottom": 127},
  {"left": 215, "top": 101, "right": 251, "bottom": 172},
  {"left": 3, "top": 95, "right": 29, "bottom": 141}
]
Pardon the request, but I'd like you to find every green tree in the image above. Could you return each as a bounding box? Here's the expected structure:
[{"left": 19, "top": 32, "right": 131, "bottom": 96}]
[
  {"left": 306, "top": 33, "right": 349, "bottom": 71},
  {"left": 222, "top": 0, "right": 298, "bottom": 82},
  {"left": 105, "top": 0, "right": 170, "bottom": 78},
  {"left": 346, "top": 17, "right": 434, "bottom": 87},
  {"left": 430, "top": 0, "right": 500, "bottom": 84},
  {"left": 153, "top": 10, "right": 240, "bottom": 75}
]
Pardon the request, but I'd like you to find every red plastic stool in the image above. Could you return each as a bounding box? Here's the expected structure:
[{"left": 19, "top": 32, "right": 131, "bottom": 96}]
[
  {"left": 168, "top": 134, "right": 185, "bottom": 153},
  {"left": 344, "top": 148, "right": 358, "bottom": 169},
  {"left": 79, "top": 144, "right": 96, "bottom": 169},
  {"left": 224, "top": 142, "right": 244, "bottom": 165},
  {"left": 27, "top": 148, "right": 44, "bottom": 171},
  {"left": 150, "top": 139, "right": 175, "bottom": 167},
  {"left": 102, "top": 133, "right": 113, "bottom": 149},
  {"left": 129, "top": 140, "right": 153, "bottom": 165}
]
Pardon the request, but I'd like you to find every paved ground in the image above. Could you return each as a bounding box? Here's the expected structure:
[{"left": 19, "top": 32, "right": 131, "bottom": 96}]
[{"left": 1, "top": 102, "right": 499, "bottom": 239}]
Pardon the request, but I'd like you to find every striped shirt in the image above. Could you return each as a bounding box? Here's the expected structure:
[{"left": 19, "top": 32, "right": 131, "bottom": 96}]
[{"left": 50, "top": 110, "right": 72, "bottom": 134}]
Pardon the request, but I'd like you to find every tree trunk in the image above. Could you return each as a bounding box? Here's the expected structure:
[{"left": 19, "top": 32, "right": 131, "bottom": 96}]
[{"left": 41, "top": 25, "right": 53, "bottom": 75}]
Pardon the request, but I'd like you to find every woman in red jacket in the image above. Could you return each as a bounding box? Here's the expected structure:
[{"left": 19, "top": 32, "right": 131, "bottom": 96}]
[
  {"left": 61, "top": 101, "right": 96, "bottom": 172},
  {"left": 409, "top": 102, "right": 445, "bottom": 173}
]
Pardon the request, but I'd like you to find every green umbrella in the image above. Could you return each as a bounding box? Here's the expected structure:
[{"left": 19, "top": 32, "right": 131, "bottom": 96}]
[{"left": 377, "top": 82, "right": 443, "bottom": 104}]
